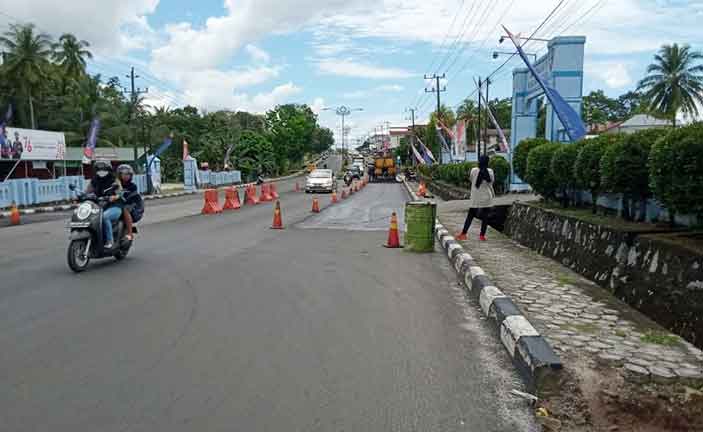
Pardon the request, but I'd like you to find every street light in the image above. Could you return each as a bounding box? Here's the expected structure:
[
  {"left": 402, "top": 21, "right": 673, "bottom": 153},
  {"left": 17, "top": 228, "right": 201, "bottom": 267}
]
[
  {"left": 322, "top": 105, "right": 363, "bottom": 160},
  {"left": 492, "top": 50, "right": 538, "bottom": 62},
  {"left": 499, "top": 35, "right": 550, "bottom": 44}
]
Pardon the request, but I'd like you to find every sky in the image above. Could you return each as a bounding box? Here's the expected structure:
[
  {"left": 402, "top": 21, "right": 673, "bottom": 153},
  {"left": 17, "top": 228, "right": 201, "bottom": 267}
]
[{"left": 0, "top": 0, "right": 701, "bottom": 145}]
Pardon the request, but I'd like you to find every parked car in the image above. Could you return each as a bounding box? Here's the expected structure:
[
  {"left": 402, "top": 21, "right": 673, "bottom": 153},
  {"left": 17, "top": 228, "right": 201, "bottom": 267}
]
[{"left": 305, "top": 169, "right": 336, "bottom": 193}]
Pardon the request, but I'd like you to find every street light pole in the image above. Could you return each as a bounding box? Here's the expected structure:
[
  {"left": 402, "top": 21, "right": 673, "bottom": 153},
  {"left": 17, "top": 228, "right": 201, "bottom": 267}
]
[{"left": 323, "top": 105, "right": 363, "bottom": 163}]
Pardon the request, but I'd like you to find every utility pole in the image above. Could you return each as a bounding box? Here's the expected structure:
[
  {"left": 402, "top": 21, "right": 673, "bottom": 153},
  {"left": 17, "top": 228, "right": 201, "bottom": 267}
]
[
  {"left": 126, "top": 67, "right": 149, "bottom": 118},
  {"left": 424, "top": 73, "right": 446, "bottom": 163},
  {"left": 484, "top": 77, "right": 491, "bottom": 156},
  {"left": 125, "top": 67, "right": 150, "bottom": 189},
  {"left": 405, "top": 107, "right": 417, "bottom": 165},
  {"left": 477, "top": 77, "right": 482, "bottom": 160}
]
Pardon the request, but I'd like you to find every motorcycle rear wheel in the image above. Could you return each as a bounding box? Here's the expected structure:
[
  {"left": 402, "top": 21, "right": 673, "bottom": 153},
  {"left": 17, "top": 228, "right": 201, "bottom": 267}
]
[{"left": 67, "top": 240, "right": 90, "bottom": 273}]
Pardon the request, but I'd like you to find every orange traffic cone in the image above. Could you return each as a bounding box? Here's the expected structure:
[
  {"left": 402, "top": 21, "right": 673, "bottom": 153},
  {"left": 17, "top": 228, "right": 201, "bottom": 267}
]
[
  {"left": 9, "top": 202, "right": 20, "bottom": 225},
  {"left": 223, "top": 186, "right": 241, "bottom": 210},
  {"left": 271, "top": 200, "right": 284, "bottom": 229},
  {"left": 418, "top": 181, "right": 427, "bottom": 197},
  {"left": 331, "top": 190, "right": 338, "bottom": 203},
  {"left": 384, "top": 212, "right": 402, "bottom": 248},
  {"left": 270, "top": 183, "right": 280, "bottom": 199},
  {"left": 341, "top": 189, "right": 348, "bottom": 199},
  {"left": 311, "top": 197, "right": 320, "bottom": 213}
]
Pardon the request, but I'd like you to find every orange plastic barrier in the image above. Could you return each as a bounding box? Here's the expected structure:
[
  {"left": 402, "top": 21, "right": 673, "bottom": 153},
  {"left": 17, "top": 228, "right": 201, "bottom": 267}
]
[
  {"left": 202, "top": 189, "right": 223, "bottom": 214},
  {"left": 245, "top": 184, "right": 260, "bottom": 205},
  {"left": 270, "top": 183, "right": 280, "bottom": 199},
  {"left": 223, "top": 186, "right": 241, "bottom": 210},
  {"left": 260, "top": 184, "right": 273, "bottom": 202}
]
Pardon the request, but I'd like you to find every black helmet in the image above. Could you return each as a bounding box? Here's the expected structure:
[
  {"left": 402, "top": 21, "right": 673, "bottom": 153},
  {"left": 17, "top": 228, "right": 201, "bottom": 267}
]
[
  {"left": 117, "top": 164, "right": 134, "bottom": 177},
  {"left": 94, "top": 160, "right": 113, "bottom": 179}
]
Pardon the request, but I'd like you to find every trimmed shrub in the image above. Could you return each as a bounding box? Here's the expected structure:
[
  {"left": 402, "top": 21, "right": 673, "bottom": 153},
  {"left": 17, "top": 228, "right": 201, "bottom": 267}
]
[
  {"left": 435, "top": 162, "right": 477, "bottom": 188},
  {"left": 526, "top": 143, "right": 561, "bottom": 199},
  {"left": 601, "top": 129, "right": 668, "bottom": 220},
  {"left": 574, "top": 134, "right": 620, "bottom": 212},
  {"left": 649, "top": 122, "right": 703, "bottom": 219},
  {"left": 489, "top": 156, "right": 510, "bottom": 194},
  {"left": 514, "top": 137, "right": 550, "bottom": 181},
  {"left": 550, "top": 143, "right": 582, "bottom": 206}
]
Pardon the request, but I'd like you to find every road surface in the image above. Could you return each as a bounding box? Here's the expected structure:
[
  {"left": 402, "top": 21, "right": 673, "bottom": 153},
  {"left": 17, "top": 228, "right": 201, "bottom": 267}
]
[{"left": 0, "top": 155, "right": 536, "bottom": 431}]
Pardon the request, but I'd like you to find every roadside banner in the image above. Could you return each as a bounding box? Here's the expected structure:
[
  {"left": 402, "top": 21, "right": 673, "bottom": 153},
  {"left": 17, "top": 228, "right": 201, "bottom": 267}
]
[
  {"left": 410, "top": 143, "right": 426, "bottom": 165},
  {"left": 183, "top": 139, "right": 190, "bottom": 160},
  {"left": 503, "top": 25, "right": 586, "bottom": 142},
  {"left": 416, "top": 136, "right": 436, "bottom": 164},
  {"left": 6, "top": 127, "right": 66, "bottom": 160},
  {"left": 82, "top": 117, "right": 101, "bottom": 164},
  {"left": 153, "top": 134, "right": 173, "bottom": 159},
  {"left": 435, "top": 126, "right": 451, "bottom": 153}
]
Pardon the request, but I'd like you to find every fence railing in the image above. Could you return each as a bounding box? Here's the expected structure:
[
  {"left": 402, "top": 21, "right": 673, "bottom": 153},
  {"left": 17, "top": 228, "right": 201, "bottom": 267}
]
[{"left": 0, "top": 174, "right": 149, "bottom": 209}]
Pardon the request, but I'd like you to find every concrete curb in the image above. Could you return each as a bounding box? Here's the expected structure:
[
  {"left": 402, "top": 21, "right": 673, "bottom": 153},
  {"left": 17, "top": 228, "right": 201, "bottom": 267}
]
[
  {"left": 401, "top": 178, "right": 562, "bottom": 392},
  {"left": 0, "top": 191, "right": 197, "bottom": 218}
]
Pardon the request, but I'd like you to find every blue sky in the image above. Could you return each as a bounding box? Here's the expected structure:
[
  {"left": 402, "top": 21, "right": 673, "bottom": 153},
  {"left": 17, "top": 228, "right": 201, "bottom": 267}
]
[{"left": 1, "top": 0, "right": 701, "bottom": 144}]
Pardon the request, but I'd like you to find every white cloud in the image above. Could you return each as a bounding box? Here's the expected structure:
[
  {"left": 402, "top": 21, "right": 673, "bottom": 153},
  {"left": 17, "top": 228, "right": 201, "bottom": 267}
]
[
  {"left": 184, "top": 82, "right": 302, "bottom": 113},
  {"left": 376, "top": 84, "right": 404, "bottom": 92},
  {"left": 310, "top": 97, "right": 326, "bottom": 114},
  {"left": 0, "top": 0, "right": 159, "bottom": 53},
  {"left": 317, "top": 58, "right": 415, "bottom": 79},
  {"left": 245, "top": 44, "right": 271, "bottom": 63},
  {"left": 343, "top": 84, "right": 404, "bottom": 99},
  {"left": 586, "top": 61, "right": 633, "bottom": 89}
]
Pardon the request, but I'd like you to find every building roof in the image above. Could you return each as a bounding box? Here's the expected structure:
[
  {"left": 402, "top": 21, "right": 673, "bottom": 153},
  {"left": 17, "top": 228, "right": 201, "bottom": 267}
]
[{"left": 619, "top": 114, "right": 671, "bottom": 128}]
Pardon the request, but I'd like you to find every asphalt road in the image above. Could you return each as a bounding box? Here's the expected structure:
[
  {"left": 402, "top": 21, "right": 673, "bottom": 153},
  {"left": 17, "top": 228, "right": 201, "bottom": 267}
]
[{"left": 0, "top": 155, "right": 536, "bottom": 431}]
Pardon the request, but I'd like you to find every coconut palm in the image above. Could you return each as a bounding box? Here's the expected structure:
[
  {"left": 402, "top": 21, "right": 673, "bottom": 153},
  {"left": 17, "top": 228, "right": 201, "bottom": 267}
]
[
  {"left": 0, "top": 23, "right": 53, "bottom": 128},
  {"left": 638, "top": 43, "right": 703, "bottom": 126},
  {"left": 52, "top": 33, "right": 93, "bottom": 91}
]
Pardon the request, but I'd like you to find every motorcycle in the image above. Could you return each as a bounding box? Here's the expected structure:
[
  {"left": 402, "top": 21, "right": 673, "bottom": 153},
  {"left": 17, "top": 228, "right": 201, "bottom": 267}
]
[
  {"left": 66, "top": 184, "right": 138, "bottom": 273},
  {"left": 344, "top": 172, "right": 353, "bottom": 187}
]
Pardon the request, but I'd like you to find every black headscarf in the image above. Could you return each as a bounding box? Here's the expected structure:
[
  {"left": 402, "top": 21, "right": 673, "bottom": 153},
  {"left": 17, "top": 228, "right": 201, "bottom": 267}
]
[{"left": 475, "top": 155, "right": 492, "bottom": 188}]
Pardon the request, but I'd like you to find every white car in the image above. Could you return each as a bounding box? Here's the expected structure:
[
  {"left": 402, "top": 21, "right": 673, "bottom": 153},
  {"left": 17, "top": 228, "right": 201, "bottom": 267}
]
[{"left": 305, "top": 169, "right": 336, "bottom": 193}]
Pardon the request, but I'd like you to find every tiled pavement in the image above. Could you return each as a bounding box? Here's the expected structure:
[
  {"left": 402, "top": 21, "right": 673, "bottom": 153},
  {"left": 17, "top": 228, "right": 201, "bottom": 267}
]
[{"left": 437, "top": 198, "right": 703, "bottom": 386}]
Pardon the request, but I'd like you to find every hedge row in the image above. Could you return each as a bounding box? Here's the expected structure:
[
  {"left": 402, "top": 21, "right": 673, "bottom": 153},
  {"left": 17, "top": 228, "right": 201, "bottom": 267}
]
[
  {"left": 515, "top": 122, "right": 703, "bottom": 219},
  {"left": 418, "top": 156, "right": 510, "bottom": 193}
]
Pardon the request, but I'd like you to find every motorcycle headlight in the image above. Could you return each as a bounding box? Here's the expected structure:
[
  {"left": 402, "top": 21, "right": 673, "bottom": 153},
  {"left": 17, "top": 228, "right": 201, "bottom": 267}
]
[{"left": 76, "top": 203, "right": 92, "bottom": 220}]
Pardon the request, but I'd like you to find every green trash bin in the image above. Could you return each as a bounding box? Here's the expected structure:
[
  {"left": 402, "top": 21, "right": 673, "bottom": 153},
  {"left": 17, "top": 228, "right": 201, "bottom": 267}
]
[{"left": 404, "top": 201, "right": 437, "bottom": 252}]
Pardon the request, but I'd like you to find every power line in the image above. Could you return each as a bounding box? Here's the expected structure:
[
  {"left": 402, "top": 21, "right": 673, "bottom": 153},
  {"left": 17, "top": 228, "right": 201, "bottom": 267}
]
[
  {"left": 441, "top": 0, "right": 496, "bottom": 75},
  {"left": 434, "top": 0, "right": 486, "bottom": 74}
]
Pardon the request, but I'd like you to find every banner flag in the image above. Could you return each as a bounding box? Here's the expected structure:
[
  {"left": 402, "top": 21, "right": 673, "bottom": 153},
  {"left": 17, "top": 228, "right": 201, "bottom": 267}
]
[
  {"left": 437, "top": 119, "right": 454, "bottom": 139},
  {"left": 0, "top": 104, "right": 12, "bottom": 128},
  {"left": 503, "top": 26, "right": 586, "bottom": 142},
  {"left": 435, "top": 126, "right": 451, "bottom": 152},
  {"left": 410, "top": 143, "right": 426, "bottom": 165},
  {"left": 183, "top": 139, "right": 190, "bottom": 161},
  {"left": 82, "top": 117, "right": 101, "bottom": 164},
  {"left": 479, "top": 92, "right": 509, "bottom": 153},
  {"left": 415, "top": 135, "right": 436, "bottom": 164}
]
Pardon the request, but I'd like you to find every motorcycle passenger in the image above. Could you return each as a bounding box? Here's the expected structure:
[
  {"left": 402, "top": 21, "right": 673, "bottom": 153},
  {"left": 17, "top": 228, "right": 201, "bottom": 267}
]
[
  {"left": 86, "top": 161, "right": 122, "bottom": 249},
  {"left": 117, "top": 164, "right": 143, "bottom": 241}
]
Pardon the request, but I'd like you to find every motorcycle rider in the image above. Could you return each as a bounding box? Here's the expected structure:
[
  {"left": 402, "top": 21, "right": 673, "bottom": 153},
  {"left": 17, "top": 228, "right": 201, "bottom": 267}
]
[
  {"left": 117, "top": 164, "right": 143, "bottom": 241},
  {"left": 85, "top": 160, "right": 122, "bottom": 249}
]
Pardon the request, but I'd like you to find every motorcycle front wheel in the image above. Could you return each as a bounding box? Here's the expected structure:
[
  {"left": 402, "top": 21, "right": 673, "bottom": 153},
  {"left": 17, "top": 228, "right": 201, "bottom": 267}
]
[{"left": 67, "top": 240, "right": 90, "bottom": 273}]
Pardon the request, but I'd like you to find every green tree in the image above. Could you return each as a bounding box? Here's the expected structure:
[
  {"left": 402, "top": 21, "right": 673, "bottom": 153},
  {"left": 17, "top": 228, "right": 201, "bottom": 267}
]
[
  {"left": 550, "top": 143, "right": 581, "bottom": 206},
  {"left": 649, "top": 123, "right": 703, "bottom": 222},
  {"left": 638, "top": 43, "right": 703, "bottom": 127},
  {"left": 513, "top": 137, "right": 549, "bottom": 181},
  {"left": 526, "top": 143, "right": 561, "bottom": 200},
  {"left": 583, "top": 90, "right": 620, "bottom": 125},
  {"left": 233, "top": 131, "right": 276, "bottom": 180},
  {"left": 0, "top": 23, "right": 53, "bottom": 128},
  {"left": 52, "top": 33, "right": 92, "bottom": 92},
  {"left": 574, "top": 134, "right": 620, "bottom": 213},
  {"left": 600, "top": 129, "right": 668, "bottom": 221}
]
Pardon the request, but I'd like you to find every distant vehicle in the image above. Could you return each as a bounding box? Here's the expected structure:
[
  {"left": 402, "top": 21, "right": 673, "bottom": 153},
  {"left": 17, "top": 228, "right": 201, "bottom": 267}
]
[
  {"left": 370, "top": 152, "right": 398, "bottom": 183},
  {"left": 306, "top": 169, "right": 336, "bottom": 193},
  {"left": 349, "top": 165, "right": 362, "bottom": 180}
]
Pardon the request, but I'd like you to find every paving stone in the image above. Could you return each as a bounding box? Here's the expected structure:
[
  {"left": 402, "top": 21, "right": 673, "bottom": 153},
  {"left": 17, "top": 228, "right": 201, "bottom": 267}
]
[
  {"left": 629, "top": 357, "right": 653, "bottom": 368},
  {"left": 565, "top": 339, "right": 586, "bottom": 348},
  {"left": 624, "top": 363, "right": 650, "bottom": 383},
  {"left": 598, "top": 353, "right": 624, "bottom": 366},
  {"left": 581, "top": 313, "right": 600, "bottom": 320},
  {"left": 602, "top": 315, "right": 619, "bottom": 322},
  {"left": 585, "top": 346, "right": 602, "bottom": 354},
  {"left": 591, "top": 341, "right": 613, "bottom": 350},
  {"left": 649, "top": 366, "right": 677, "bottom": 384}
]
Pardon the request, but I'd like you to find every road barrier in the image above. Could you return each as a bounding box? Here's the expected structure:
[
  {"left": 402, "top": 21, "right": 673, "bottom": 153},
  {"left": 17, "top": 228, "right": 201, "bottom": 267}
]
[
  {"left": 331, "top": 191, "right": 338, "bottom": 203},
  {"left": 270, "top": 183, "right": 279, "bottom": 199},
  {"left": 201, "top": 189, "right": 223, "bottom": 214},
  {"left": 259, "top": 184, "right": 273, "bottom": 202},
  {"left": 311, "top": 197, "right": 320, "bottom": 213},
  {"left": 244, "top": 185, "right": 260, "bottom": 205},
  {"left": 223, "top": 186, "right": 241, "bottom": 210}
]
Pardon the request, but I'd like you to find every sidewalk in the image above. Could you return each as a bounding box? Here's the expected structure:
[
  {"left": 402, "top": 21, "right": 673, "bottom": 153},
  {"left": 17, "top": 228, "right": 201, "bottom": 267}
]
[{"left": 437, "top": 198, "right": 703, "bottom": 429}]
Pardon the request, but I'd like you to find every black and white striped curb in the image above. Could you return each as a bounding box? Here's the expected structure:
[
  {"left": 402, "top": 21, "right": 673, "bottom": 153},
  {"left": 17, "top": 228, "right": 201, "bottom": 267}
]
[
  {"left": 434, "top": 222, "right": 562, "bottom": 391},
  {"left": 401, "top": 177, "right": 562, "bottom": 390},
  {"left": 0, "top": 191, "right": 197, "bottom": 218}
]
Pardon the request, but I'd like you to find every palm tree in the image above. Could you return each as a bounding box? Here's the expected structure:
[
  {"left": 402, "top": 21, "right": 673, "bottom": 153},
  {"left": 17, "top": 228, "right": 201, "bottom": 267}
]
[
  {"left": 638, "top": 43, "right": 703, "bottom": 126},
  {"left": 52, "top": 33, "right": 93, "bottom": 92},
  {"left": 0, "top": 23, "right": 53, "bottom": 128}
]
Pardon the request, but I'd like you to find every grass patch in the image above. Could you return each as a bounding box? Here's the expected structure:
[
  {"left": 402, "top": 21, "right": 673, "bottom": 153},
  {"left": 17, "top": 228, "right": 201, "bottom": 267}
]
[
  {"left": 568, "top": 323, "right": 600, "bottom": 334},
  {"left": 640, "top": 330, "right": 680, "bottom": 346},
  {"left": 556, "top": 274, "right": 578, "bottom": 285}
]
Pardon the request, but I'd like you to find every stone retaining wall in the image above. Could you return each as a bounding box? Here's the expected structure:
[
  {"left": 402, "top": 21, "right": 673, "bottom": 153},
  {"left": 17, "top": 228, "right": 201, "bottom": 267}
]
[{"left": 505, "top": 202, "right": 703, "bottom": 348}]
